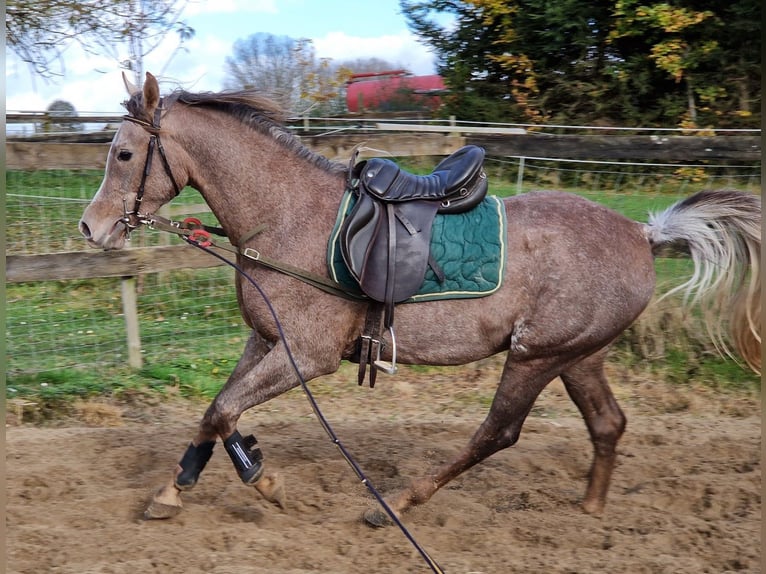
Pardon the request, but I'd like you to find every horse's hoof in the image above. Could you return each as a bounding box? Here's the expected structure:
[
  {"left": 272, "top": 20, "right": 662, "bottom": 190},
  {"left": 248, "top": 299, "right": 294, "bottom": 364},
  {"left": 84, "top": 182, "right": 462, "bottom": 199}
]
[
  {"left": 363, "top": 508, "right": 393, "bottom": 528},
  {"left": 144, "top": 500, "right": 183, "bottom": 520},
  {"left": 581, "top": 498, "right": 605, "bottom": 516},
  {"left": 254, "top": 472, "right": 286, "bottom": 510},
  {"left": 144, "top": 483, "right": 183, "bottom": 519}
]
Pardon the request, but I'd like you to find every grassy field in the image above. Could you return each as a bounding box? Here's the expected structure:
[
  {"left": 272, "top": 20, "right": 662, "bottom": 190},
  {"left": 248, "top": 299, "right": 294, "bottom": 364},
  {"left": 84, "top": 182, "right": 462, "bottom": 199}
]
[{"left": 5, "top": 167, "right": 760, "bottom": 412}]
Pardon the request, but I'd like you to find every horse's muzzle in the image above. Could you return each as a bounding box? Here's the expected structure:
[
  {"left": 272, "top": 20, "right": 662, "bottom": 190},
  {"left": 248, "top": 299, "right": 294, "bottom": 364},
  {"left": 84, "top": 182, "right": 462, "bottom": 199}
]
[{"left": 78, "top": 217, "right": 128, "bottom": 250}]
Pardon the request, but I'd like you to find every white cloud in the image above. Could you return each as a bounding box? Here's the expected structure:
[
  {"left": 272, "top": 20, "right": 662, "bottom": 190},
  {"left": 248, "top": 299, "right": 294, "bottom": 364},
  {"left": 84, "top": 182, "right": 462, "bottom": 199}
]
[
  {"left": 313, "top": 31, "right": 436, "bottom": 75},
  {"left": 5, "top": 1, "right": 438, "bottom": 116},
  {"left": 6, "top": 49, "right": 120, "bottom": 114}
]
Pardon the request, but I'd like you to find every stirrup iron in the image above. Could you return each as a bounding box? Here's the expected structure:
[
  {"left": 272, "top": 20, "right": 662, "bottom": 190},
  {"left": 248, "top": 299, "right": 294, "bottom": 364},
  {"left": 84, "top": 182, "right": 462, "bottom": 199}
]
[{"left": 373, "top": 326, "right": 398, "bottom": 375}]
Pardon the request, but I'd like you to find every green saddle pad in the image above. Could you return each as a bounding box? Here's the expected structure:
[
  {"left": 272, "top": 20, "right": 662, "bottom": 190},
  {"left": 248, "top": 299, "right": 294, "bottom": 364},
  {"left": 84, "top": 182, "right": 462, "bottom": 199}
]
[{"left": 327, "top": 191, "right": 507, "bottom": 302}]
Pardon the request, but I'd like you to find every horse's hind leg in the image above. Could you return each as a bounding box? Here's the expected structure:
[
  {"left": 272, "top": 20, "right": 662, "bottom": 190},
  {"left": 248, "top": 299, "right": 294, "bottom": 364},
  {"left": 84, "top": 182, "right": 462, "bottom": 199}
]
[
  {"left": 365, "top": 356, "right": 562, "bottom": 526},
  {"left": 560, "top": 348, "right": 626, "bottom": 515}
]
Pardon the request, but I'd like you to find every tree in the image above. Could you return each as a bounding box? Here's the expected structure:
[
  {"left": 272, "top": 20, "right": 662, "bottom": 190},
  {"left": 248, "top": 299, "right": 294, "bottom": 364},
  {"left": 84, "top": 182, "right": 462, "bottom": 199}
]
[
  {"left": 610, "top": 0, "right": 761, "bottom": 128},
  {"left": 400, "top": 1, "right": 517, "bottom": 122},
  {"left": 38, "top": 99, "right": 81, "bottom": 133},
  {"left": 224, "top": 34, "right": 306, "bottom": 111},
  {"left": 6, "top": 0, "right": 194, "bottom": 83},
  {"left": 400, "top": 0, "right": 761, "bottom": 127},
  {"left": 224, "top": 34, "right": 351, "bottom": 116},
  {"left": 611, "top": 1, "right": 718, "bottom": 125},
  {"left": 336, "top": 57, "right": 405, "bottom": 74},
  {"left": 118, "top": 0, "right": 195, "bottom": 88}
]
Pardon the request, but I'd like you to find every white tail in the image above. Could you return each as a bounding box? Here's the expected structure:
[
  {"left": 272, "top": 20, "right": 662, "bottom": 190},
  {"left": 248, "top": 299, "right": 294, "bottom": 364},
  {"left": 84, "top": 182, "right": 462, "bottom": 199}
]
[{"left": 645, "top": 190, "right": 761, "bottom": 373}]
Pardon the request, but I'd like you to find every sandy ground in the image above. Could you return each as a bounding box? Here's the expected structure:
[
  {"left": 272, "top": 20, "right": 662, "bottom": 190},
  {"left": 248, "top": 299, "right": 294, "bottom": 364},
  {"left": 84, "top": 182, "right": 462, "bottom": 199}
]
[{"left": 6, "top": 359, "right": 762, "bottom": 573}]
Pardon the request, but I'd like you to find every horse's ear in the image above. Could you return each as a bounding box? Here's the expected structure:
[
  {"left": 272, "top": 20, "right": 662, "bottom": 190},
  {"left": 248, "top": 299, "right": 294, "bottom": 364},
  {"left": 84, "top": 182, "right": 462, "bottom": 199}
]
[
  {"left": 122, "top": 71, "right": 139, "bottom": 96},
  {"left": 143, "top": 72, "right": 160, "bottom": 118}
]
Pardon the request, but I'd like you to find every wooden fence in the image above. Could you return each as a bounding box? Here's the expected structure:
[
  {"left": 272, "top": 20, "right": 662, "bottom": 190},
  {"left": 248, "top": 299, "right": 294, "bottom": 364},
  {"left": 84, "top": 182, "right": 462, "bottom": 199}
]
[
  {"left": 6, "top": 131, "right": 760, "bottom": 170},
  {"left": 5, "top": 129, "right": 760, "bottom": 369}
]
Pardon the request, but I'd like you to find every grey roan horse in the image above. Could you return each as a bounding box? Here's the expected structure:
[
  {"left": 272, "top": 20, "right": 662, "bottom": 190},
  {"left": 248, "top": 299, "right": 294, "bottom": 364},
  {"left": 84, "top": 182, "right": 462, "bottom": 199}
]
[{"left": 80, "top": 73, "right": 761, "bottom": 527}]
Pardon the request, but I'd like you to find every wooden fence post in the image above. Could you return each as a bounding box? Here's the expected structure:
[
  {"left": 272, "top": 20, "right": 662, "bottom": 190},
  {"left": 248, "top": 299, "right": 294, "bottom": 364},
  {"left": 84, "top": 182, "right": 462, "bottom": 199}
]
[{"left": 120, "top": 276, "right": 143, "bottom": 369}]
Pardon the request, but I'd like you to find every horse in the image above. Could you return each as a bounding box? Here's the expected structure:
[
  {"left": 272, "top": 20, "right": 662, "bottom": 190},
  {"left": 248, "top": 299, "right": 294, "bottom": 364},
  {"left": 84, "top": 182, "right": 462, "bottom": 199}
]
[{"left": 79, "top": 72, "right": 761, "bottom": 528}]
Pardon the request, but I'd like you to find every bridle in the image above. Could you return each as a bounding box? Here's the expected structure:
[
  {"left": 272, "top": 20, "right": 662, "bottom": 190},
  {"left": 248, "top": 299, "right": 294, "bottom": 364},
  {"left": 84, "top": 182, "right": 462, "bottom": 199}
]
[{"left": 120, "top": 99, "right": 183, "bottom": 238}]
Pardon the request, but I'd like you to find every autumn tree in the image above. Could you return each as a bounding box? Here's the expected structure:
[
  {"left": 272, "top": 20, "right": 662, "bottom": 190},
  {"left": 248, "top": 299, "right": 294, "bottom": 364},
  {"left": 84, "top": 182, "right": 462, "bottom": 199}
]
[
  {"left": 224, "top": 34, "right": 351, "bottom": 116},
  {"left": 401, "top": 0, "right": 518, "bottom": 122},
  {"left": 400, "top": 0, "right": 760, "bottom": 127},
  {"left": 611, "top": 0, "right": 760, "bottom": 127}
]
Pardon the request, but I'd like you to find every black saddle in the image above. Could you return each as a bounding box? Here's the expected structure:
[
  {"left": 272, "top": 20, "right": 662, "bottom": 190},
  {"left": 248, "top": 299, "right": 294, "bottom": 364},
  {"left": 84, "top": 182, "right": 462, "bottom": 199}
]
[
  {"left": 338, "top": 145, "right": 487, "bottom": 386},
  {"left": 356, "top": 144, "right": 487, "bottom": 212},
  {"left": 340, "top": 145, "right": 487, "bottom": 322}
]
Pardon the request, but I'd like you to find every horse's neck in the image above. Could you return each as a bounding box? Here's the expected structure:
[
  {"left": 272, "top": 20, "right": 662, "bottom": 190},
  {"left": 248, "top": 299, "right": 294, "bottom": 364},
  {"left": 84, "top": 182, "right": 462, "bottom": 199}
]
[{"left": 178, "top": 118, "right": 346, "bottom": 260}]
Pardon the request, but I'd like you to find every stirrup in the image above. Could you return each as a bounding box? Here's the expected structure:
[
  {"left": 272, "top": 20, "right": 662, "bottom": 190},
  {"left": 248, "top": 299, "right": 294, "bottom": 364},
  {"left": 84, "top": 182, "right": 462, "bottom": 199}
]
[{"left": 373, "top": 326, "right": 398, "bottom": 375}]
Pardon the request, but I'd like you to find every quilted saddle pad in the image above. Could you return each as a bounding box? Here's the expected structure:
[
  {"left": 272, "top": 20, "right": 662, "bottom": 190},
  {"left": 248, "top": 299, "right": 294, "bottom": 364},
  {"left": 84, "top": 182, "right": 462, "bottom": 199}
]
[{"left": 327, "top": 191, "right": 507, "bottom": 302}]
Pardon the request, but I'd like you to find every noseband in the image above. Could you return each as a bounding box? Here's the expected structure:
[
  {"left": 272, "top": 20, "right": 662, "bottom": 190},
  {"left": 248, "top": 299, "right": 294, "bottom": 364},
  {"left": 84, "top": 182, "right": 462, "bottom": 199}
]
[{"left": 120, "top": 99, "right": 182, "bottom": 237}]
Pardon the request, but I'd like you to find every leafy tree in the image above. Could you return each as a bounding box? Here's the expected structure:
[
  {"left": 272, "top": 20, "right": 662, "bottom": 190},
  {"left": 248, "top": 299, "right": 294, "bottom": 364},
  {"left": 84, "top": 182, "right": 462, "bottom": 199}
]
[
  {"left": 224, "top": 34, "right": 351, "bottom": 116},
  {"left": 38, "top": 99, "right": 81, "bottom": 133},
  {"left": 400, "top": 1, "right": 517, "bottom": 122},
  {"left": 336, "top": 57, "right": 405, "bottom": 74},
  {"left": 478, "top": 0, "right": 621, "bottom": 123},
  {"left": 6, "top": 0, "right": 194, "bottom": 83},
  {"left": 609, "top": 0, "right": 761, "bottom": 128},
  {"left": 400, "top": 0, "right": 760, "bottom": 127}
]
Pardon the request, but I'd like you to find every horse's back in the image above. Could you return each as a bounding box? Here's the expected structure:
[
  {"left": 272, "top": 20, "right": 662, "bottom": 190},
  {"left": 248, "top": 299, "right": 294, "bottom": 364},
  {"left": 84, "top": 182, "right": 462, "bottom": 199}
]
[
  {"left": 503, "top": 190, "right": 652, "bottom": 272},
  {"left": 392, "top": 191, "right": 656, "bottom": 365}
]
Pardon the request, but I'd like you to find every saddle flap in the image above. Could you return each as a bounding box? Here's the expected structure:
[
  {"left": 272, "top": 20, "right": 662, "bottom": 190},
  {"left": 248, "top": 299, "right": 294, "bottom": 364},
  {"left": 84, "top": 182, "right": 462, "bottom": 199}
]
[
  {"left": 339, "top": 192, "right": 383, "bottom": 283},
  {"left": 340, "top": 193, "right": 438, "bottom": 304}
]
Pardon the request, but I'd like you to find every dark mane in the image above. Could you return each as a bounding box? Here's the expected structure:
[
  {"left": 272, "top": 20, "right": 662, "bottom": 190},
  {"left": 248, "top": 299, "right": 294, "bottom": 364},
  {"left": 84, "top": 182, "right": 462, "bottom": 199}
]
[{"left": 129, "top": 88, "right": 347, "bottom": 176}]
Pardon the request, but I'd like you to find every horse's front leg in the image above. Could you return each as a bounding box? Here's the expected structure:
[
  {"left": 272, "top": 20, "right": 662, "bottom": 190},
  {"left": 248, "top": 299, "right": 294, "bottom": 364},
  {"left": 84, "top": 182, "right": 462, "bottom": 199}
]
[{"left": 145, "top": 331, "right": 335, "bottom": 519}]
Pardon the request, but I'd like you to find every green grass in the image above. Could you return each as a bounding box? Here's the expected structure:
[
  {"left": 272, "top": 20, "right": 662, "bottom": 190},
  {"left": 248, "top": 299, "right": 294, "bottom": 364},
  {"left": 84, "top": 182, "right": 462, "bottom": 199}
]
[{"left": 5, "top": 168, "right": 760, "bottom": 408}]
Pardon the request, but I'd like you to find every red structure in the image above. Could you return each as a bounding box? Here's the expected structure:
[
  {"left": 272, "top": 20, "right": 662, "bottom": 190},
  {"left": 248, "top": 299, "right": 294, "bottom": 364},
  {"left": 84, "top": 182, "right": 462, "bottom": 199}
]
[{"left": 345, "top": 70, "right": 446, "bottom": 113}]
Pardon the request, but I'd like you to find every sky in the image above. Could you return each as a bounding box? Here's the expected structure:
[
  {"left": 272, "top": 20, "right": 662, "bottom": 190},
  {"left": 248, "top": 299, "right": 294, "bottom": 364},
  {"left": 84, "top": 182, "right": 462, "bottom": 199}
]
[{"left": 5, "top": 0, "right": 441, "bottom": 116}]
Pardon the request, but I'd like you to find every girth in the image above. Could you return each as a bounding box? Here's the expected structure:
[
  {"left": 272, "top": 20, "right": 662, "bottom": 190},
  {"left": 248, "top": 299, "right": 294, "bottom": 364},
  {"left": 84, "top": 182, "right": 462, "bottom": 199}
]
[{"left": 339, "top": 145, "right": 488, "bottom": 386}]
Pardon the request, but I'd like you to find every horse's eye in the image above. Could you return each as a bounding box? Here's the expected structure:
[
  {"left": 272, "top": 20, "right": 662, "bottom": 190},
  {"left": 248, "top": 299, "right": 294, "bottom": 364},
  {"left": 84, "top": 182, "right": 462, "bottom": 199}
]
[{"left": 117, "top": 149, "right": 133, "bottom": 161}]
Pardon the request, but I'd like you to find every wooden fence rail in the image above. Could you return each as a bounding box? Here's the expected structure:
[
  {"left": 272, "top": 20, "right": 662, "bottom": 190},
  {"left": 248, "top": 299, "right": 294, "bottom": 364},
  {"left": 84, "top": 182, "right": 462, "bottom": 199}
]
[
  {"left": 6, "top": 132, "right": 760, "bottom": 170},
  {"left": 5, "top": 131, "right": 760, "bottom": 371},
  {"left": 6, "top": 245, "right": 224, "bottom": 283},
  {"left": 7, "top": 245, "right": 228, "bottom": 369}
]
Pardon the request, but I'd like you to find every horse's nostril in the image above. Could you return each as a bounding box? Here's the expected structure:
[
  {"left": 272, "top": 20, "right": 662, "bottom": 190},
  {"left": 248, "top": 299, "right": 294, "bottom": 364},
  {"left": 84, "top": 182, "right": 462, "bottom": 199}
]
[{"left": 78, "top": 220, "right": 92, "bottom": 239}]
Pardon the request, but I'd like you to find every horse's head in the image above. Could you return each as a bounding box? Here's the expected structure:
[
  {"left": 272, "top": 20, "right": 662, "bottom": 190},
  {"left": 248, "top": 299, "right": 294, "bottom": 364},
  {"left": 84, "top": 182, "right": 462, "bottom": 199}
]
[{"left": 79, "top": 72, "right": 188, "bottom": 249}]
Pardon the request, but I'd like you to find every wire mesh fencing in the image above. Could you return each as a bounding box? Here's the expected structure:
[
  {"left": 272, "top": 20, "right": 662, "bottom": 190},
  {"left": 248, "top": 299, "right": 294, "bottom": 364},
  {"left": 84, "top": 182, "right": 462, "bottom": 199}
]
[{"left": 5, "top": 156, "right": 761, "bottom": 382}]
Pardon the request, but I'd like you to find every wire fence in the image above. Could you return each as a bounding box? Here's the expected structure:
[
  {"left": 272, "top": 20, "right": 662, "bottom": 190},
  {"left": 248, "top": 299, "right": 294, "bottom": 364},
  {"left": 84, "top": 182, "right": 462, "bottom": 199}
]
[
  {"left": 5, "top": 155, "right": 761, "bottom": 382},
  {"left": 6, "top": 170, "right": 248, "bottom": 380}
]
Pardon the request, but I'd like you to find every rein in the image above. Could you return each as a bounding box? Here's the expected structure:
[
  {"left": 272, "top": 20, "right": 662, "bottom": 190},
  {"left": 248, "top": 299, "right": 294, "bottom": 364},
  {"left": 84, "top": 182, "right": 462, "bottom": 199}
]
[
  {"left": 120, "top": 108, "right": 443, "bottom": 573},
  {"left": 141, "top": 211, "right": 363, "bottom": 301}
]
